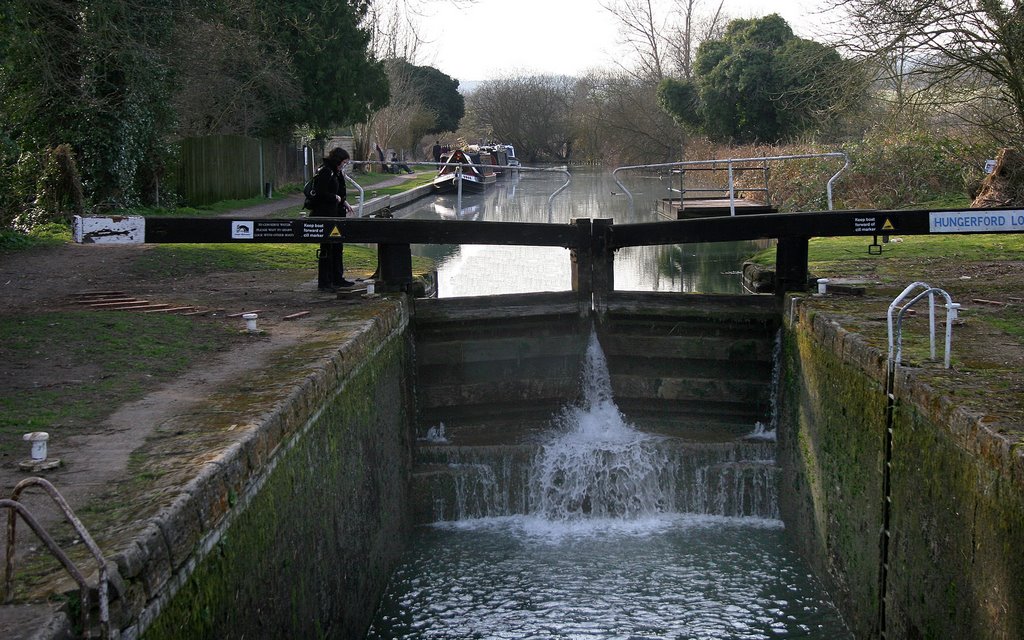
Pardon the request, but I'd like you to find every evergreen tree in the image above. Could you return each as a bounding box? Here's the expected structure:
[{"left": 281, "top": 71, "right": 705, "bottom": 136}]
[{"left": 658, "top": 14, "right": 857, "bottom": 143}]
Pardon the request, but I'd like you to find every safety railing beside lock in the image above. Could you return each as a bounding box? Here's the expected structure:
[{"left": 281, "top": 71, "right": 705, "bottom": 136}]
[
  {"left": 3, "top": 477, "right": 110, "bottom": 639},
  {"left": 887, "top": 281, "right": 960, "bottom": 370}
]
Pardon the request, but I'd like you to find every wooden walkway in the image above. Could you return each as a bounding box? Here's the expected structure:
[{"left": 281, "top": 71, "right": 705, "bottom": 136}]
[{"left": 659, "top": 197, "right": 777, "bottom": 219}]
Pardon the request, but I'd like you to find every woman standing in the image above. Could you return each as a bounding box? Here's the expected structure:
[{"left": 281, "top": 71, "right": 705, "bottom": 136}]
[{"left": 309, "top": 147, "right": 354, "bottom": 290}]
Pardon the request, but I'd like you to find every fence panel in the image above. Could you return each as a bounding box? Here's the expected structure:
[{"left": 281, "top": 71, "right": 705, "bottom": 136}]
[{"left": 178, "top": 136, "right": 305, "bottom": 205}]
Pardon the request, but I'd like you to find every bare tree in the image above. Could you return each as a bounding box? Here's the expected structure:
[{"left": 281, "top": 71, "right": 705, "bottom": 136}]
[
  {"left": 574, "top": 71, "right": 683, "bottom": 164},
  {"left": 367, "top": 1, "right": 424, "bottom": 62},
  {"left": 463, "top": 75, "right": 577, "bottom": 162},
  {"left": 601, "top": 0, "right": 668, "bottom": 81},
  {"left": 665, "top": 0, "right": 726, "bottom": 80},
  {"left": 829, "top": 0, "right": 1024, "bottom": 145},
  {"left": 365, "top": 0, "right": 479, "bottom": 64},
  {"left": 367, "top": 61, "right": 436, "bottom": 157},
  {"left": 601, "top": 0, "right": 727, "bottom": 82}
]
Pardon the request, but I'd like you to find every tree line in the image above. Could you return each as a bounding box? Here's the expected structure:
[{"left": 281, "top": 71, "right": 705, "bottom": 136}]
[
  {"left": 3, "top": 1, "right": 1021, "bottom": 231},
  {"left": 457, "top": 2, "right": 1021, "bottom": 171},
  {"left": 0, "top": 0, "right": 464, "bottom": 231}
]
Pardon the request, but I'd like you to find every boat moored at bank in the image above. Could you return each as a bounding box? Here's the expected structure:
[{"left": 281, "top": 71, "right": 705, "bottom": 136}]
[{"left": 432, "top": 149, "right": 497, "bottom": 193}]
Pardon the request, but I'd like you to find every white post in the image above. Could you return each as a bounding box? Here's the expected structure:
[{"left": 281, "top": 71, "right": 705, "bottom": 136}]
[
  {"left": 456, "top": 165, "right": 464, "bottom": 212},
  {"left": 944, "top": 302, "right": 960, "bottom": 369}
]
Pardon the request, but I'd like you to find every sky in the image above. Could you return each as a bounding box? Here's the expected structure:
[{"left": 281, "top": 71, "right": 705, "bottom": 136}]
[{"left": 413, "top": 0, "right": 824, "bottom": 84}]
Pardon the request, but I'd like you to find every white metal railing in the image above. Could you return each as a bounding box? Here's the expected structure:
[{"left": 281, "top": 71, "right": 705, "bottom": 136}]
[
  {"left": 336, "top": 161, "right": 571, "bottom": 220},
  {"left": 612, "top": 152, "right": 850, "bottom": 216},
  {"left": 887, "top": 282, "right": 960, "bottom": 369},
  {"left": 5, "top": 477, "right": 110, "bottom": 638}
]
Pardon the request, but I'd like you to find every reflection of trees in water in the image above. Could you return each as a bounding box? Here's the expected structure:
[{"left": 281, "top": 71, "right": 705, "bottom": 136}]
[
  {"left": 653, "top": 240, "right": 773, "bottom": 294},
  {"left": 401, "top": 168, "right": 776, "bottom": 294},
  {"left": 415, "top": 243, "right": 460, "bottom": 263}
]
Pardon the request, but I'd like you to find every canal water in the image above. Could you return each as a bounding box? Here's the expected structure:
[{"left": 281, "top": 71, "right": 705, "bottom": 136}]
[
  {"left": 403, "top": 167, "right": 765, "bottom": 297},
  {"left": 368, "top": 326, "right": 851, "bottom": 638}
]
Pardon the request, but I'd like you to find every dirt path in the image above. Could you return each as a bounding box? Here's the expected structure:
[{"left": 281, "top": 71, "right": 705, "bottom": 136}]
[
  {"left": 0, "top": 179, "right": 430, "bottom": 636},
  {"left": 0, "top": 197, "right": 368, "bottom": 596}
]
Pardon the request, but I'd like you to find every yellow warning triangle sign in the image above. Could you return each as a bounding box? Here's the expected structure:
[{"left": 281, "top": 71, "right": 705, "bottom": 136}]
[
  {"left": 329, "top": 225, "right": 342, "bottom": 237},
  {"left": 881, "top": 218, "right": 894, "bottom": 231}
]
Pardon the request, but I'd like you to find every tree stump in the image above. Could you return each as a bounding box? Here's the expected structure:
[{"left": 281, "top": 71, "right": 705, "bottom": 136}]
[{"left": 971, "top": 147, "right": 1024, "bottom": 208}]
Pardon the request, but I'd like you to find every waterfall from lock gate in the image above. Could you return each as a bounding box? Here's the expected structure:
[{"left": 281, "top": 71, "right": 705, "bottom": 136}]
[{"left": 366, "top": 332, "right": 852, "bottom": 639}]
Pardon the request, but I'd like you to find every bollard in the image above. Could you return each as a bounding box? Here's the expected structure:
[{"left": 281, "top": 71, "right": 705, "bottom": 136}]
[
  {"left": 817, "top": 278, "right": 829, "bottom": 295},
  {"left": 24, "top": 432, "right": 49, "bottom": 461},
  {"left": 242, "top": 313, "right": 258, "bottom": 332}
]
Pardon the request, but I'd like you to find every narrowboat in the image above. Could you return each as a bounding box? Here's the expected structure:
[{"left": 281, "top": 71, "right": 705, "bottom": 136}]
[{"left": 432, "top": 149, "right": 497, "bottom": 192}]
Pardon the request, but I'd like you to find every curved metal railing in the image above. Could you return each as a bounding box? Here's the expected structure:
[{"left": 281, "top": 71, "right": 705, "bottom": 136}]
[
  {"left": 336, "top": 160, "right": 571, "bottom": 220},
  {"left": 887, "top": 281, "right": 960, "bottom": 369},
  {"left": 4, "top": 477, "right": 110, "bottom": 638}
]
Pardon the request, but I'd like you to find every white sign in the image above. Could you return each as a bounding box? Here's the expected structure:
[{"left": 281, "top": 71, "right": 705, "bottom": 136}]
[
  {"left": 73, "top": 215, "right": 145, "bottom": 244},
  {"left": 231, "top": 220, "right": 254, "bottom": 239},
  {"left": 984, "top": 159, "right": 996, "bottom": 174},
  {"left": 929, "top": 210, "right": 1024, "bottom": 233}
]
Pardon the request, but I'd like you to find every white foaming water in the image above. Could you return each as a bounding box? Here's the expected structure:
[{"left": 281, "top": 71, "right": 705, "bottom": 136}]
[
  {"left": 420, "top": 422, "right": 449, "bottom": 443},
  {"left": 427, "top": 330, "right": 782, "bottom": 531},
  {"left": 528, "top": 331, "right": 675, "bottom": 522},
  {"left": 745, "top": 329, "right": 783, "bottom": 442}
]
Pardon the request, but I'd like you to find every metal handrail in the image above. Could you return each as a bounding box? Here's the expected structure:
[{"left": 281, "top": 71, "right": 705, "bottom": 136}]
[
  {"left": 612, "top": 152, "right": 850, "bottom": 215},
  {"left": 344, "top": 160, "right": 571, "bottom": 221},
  {"left": 887, "top": 282, "right": 959, "bottom": 369},
  {"left": 4, "top": 477, "right": 110, "bottom": 638}
]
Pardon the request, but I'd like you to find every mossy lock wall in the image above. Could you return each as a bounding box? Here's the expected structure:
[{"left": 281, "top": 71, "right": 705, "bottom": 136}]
[
  {"left": 778, "top": 297, "right": 1024, "bottom": 640},
  {"left": 140, "top": 309, "right": 415, "bottom": 640}
]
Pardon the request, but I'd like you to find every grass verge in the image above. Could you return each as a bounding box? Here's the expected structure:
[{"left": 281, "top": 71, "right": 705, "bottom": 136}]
[
  {"left": 0, "top": 311, "right": 242, "bottom": 457},
  {"left": 129, "top": 242, "right": 433, "bottom": 278}
]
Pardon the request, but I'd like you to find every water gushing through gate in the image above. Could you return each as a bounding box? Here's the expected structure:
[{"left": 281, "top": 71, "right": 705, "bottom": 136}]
[
  {"left": 366, "top": 332, "right": 850, "bottom": 639},
  {"left": 529, "top": 332, "right": 675, "bottom": 520},
  {"left": 428, "top": 331, "right": 779, "bottom": 524}
]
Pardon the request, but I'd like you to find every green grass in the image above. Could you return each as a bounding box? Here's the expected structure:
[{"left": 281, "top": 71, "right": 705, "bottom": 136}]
[
  {"left": 131, "top": 242, "right": 433, "bottom": 278},
  {"left": 907, "top": 194, "right": 973, "bottom": 210},
  {"left": 130, "top": 243, "right": 373, "bottom": 277},
  {"left": 0, "top": 222, "right": 72, "bottom": 251},
  {"left": 0, "top": 311, "right": 239, "bottom": 456},
  {"left": 986, "top": 309, "right": 1024, "bottom": 342},
  {"left": 122, "top": 187, "right": 306, "bottom": 218},
  {"left": 748, "top": 234, "right": 1024, "bottom": 266},
  {"left": 359, "top": 173, "right": 435, "bottom": 199}
]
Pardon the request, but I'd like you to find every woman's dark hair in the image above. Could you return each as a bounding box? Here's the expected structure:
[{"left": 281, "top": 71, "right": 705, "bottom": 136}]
[{"left": 325, "top": 147, "right": 350, "bottom": 169}]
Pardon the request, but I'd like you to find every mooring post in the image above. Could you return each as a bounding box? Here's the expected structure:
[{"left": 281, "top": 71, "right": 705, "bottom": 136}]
[
  {"left": 378, "top": 243, "right": 413, "bottom": 292},
  {"left": 775, "top": 236, "right": 809, "bottom": 293}
]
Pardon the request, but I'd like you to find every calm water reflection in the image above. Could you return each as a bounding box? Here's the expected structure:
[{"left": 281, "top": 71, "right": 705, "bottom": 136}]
[{"left": 402, "top": 168, "right": 766, "bottom": 297}]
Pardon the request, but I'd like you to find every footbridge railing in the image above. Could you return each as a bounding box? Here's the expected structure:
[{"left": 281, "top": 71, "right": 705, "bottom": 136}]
[
  {"left": 75, "top": 206, "right": 1024, "bottom": 309},
  {"left": 612, "top": 152, "right": 850, "bottom": 215}
]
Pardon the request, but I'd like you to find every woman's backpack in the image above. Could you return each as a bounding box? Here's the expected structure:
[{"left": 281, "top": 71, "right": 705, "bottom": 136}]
[{"left": 302, "top": 178, "right": 317, "bottom": 210}]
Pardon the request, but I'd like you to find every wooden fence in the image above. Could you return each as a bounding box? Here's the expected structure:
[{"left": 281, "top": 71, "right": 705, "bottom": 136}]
[{"left": 177, "top": 135, "right": 306, "bottom": 206}]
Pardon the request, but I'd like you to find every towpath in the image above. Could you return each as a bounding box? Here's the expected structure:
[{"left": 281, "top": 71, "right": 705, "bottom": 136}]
[{"left": 0, "top": 176, "right": 419, "bottom": 637}]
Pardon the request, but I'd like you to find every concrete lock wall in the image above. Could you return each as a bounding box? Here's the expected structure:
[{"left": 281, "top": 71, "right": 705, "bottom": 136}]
[
  {"left": 778, "top": 297, "right": 1024, "bottom": 640},
  {"left": 138, "top": 305, "right": 415, "bottom": 640}
]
